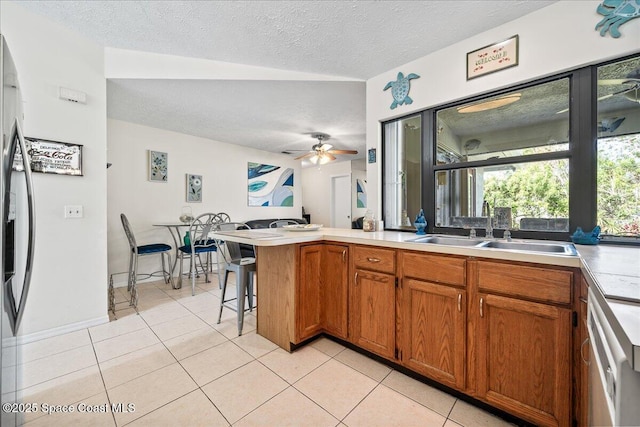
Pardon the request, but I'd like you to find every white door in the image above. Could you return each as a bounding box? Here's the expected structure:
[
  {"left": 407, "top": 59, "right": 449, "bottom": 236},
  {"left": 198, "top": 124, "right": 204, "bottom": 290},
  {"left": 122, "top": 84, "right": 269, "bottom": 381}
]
[{"left": 331, "top": 174, "right": 351, "bottom": 228}]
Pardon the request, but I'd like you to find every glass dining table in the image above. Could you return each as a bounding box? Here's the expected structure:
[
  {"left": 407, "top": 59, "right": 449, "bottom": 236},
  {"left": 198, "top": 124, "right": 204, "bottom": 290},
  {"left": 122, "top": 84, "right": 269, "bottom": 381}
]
[
  {"left": 152, "top": 222, "right": 189, "bottom": 288},
  {"left": 153, "top": 222, "right": 223, "bottom": 289}
]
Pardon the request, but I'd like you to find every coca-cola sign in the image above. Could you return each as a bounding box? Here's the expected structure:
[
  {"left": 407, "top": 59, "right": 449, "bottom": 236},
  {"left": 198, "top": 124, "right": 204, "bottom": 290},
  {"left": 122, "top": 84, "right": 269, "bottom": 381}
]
[{"left": 13, "top": 137, "right": 83, "bottom": 176}]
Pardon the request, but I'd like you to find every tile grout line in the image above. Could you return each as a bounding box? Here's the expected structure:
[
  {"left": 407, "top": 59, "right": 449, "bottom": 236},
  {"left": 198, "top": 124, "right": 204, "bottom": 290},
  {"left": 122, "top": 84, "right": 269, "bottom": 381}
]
[{"left": 88, "top": 327, "right": 118, "bottom": 427}]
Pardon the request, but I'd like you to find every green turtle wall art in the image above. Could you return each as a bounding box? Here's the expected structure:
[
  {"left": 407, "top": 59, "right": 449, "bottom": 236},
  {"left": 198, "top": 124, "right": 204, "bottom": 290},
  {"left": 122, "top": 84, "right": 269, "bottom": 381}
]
[{"left": 383, "top": 72, "right": 420, "bottom": 109}]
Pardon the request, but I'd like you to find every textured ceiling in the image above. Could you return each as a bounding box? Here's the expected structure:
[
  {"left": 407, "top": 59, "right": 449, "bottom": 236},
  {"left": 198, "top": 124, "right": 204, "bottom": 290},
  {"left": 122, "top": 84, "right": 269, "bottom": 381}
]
[{"left": 16, "top": 0, "right": 559, "bottom": 163}]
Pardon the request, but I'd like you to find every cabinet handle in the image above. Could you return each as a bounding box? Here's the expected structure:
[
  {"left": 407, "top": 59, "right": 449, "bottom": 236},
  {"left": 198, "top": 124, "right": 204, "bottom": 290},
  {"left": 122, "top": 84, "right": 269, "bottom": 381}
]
[
  {"left": 367, "top": 257, "right": 381, "bottom": 263},
  {"left": 479, "top": 297, "right": 484, "bottom": 318},
  {"left": 342, "top": 249, "right": 346, "bottom": 262},
  {"left": 581, "top": 337, "right": 590, "bottom": 366},
  {"left": 457, "top": 294, "right": 462, "bottom": 312},
  {"left": 354, "top": 272, "right": 358, "bottom": 283}
]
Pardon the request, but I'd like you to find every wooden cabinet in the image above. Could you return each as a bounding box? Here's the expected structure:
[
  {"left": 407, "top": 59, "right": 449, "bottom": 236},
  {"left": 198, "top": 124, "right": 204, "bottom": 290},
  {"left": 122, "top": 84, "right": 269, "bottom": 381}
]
[
  {"left": 259, "top": 242, "right": 580, "bottom": 427},
  {"left": 297, "top": 243, "right": 349, "bottom": 342},
  {"left": 350, "top": 246, "right": 396, "bottom": 359},
  {"left": 400, "top": 252, "right": 467, "bottom": 389},
  {"left": 296, "top": 244, "right": 323, "bottom": 341},
  {"left": 473, "top": 260, "right": 573, "bottom": 427},
  {"left": 322, "top": 244, "right": 349, "bottom": 339}
]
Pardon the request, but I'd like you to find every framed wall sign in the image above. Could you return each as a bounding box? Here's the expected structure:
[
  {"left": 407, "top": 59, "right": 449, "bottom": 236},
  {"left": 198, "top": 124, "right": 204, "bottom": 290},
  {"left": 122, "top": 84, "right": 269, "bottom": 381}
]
[
  {"left": 467, "top": 35, "right": 519, "bottom": 80},
  {"left": 13, "top": 137, "right": 83, "bottom": 176}
]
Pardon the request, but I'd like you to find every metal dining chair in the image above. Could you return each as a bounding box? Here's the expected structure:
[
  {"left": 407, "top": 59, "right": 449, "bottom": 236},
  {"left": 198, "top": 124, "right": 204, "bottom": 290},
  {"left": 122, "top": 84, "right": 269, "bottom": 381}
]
[
  {"left": 178, "top": 212, "right": 228, "bottom": 296},
  {"left": 120, "top": 213, "right": 173, "bottom": 308},
  {"left": 215, "top": 222, "right": 256, "bottom": 335}
]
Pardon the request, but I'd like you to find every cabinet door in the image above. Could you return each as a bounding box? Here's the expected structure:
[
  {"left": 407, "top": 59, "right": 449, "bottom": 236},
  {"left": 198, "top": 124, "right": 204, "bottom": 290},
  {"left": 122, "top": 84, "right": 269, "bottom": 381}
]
[
  {"left": 296, "top": 245, "right": 323, "bottom": 341},
  {"left": 402, "top": 278, "right": 466, "bottom": 390},
  {"left": 350, "top": 269, "right": 395, "bottom": 359},
  {"left": 477, "top": 293, "right": 572, "bottom": 427},
  {"left": 322, "top": 244, "right": 349, "bottom": 339}
]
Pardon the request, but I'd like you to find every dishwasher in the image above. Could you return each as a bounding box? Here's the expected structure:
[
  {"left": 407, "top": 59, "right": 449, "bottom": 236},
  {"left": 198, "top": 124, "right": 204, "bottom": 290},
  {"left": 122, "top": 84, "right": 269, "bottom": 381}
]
[{"left": 587, "top": 288, "right": 640, "bottom": 426}]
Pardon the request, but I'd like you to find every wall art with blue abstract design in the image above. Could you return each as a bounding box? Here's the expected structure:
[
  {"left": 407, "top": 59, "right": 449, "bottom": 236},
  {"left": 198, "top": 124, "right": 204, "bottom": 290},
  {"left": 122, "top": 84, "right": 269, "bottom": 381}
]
[
  {"left": 356, "top": 178, "right": 367, "bottom": 208},
  {"left": 248, "top": 162, "right": 294, "bottom": 207}
]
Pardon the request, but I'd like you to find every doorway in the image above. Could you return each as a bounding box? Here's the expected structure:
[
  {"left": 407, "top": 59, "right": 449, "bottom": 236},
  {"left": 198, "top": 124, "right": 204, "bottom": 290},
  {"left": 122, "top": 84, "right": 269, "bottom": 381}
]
[{"left": 331, "top": 174, "right": 351, "bottom": 228}]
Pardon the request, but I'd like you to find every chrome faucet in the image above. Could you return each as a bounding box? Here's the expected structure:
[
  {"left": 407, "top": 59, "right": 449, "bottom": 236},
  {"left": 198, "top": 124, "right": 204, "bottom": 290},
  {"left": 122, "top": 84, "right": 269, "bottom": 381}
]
[{"left": 482, "top": 200, "right": 493, "bottom": 238}]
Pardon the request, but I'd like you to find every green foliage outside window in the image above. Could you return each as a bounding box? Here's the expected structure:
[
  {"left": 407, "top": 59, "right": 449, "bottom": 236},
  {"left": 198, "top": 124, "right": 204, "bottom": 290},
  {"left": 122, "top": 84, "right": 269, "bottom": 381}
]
[
  {"left": 597, "top": 135, "right": 640, "bottom": 236},
  {"left": 483, "top": 160, "right": 569, "bottom": 230}
]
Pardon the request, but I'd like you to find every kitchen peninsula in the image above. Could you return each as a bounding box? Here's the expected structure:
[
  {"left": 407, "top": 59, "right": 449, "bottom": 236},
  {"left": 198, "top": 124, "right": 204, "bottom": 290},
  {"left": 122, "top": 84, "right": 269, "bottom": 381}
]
[{"left": 213, "top": 227, "right": 640, "bottom": 427}]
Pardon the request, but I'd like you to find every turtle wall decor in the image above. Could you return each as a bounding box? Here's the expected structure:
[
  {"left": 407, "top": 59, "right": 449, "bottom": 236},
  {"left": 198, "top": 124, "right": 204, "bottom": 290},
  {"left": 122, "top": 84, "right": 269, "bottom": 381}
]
[
  {"left": 383, "top": 72, "right": 420, "bottom": 109},
  {"left": 595, "top": 0, "right": 640, "bottom": 38}
]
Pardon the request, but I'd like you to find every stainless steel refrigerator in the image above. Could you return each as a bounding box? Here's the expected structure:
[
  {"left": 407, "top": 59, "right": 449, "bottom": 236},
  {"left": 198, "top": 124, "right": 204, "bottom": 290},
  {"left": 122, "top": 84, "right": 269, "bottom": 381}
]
[{"left": 1, "top": 34, "right": 36, "bottom": 427}]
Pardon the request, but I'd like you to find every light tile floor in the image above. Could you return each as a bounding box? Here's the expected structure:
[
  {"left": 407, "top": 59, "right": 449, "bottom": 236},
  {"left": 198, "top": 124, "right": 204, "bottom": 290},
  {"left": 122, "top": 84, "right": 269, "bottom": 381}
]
[{"left": 9, "top": 275, "right": 516, "bottom": 426}]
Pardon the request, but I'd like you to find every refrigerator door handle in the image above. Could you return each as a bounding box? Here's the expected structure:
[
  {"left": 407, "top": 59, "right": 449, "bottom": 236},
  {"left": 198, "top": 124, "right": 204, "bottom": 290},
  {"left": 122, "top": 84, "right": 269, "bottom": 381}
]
[{"left": 11, "top": 119, "right": 35, "bottom": 334}]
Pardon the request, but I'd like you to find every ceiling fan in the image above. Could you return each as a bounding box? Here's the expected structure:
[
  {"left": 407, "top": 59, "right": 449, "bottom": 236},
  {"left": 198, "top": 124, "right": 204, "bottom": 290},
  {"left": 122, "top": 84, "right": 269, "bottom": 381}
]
[
  {"left": 556, "top": 66, "right": 639, "bottom": 114},
  {"left": 292, "top": 133, "right": 358, "bottom": 164},
  {"left": 597, "top": 66, "right": 640, "bottom": 103}
]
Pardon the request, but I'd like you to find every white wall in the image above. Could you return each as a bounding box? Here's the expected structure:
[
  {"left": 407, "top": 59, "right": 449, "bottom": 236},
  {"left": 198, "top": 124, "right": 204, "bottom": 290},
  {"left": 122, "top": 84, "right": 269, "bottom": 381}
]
[
  {"left": 1, "top": 3, "right": 108, "bottom": 336},
  {"left": 351, "top": 159, "right": 368, "bottom": 222},
  {"left": 301, "top": 161, "right": 352, "bottom": 227},
  {"left": 107, "top": 119, "right": 301, "bottom": 285},
  {"left": 366, "top": 0, "right": 640, "bottom": 218}
]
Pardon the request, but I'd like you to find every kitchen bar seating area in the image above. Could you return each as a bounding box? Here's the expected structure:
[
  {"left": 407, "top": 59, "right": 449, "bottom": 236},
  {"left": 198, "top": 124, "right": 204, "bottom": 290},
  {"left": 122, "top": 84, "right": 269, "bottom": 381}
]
[{"left": 2, "top": 2, "right": 640, "bottom": 427}]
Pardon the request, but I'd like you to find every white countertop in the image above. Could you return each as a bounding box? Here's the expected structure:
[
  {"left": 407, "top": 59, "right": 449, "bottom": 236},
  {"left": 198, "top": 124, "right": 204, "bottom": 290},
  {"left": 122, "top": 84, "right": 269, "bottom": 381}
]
[
  {"left": 214, "top": 227, "right": 583, "bottom": 267},
  {"left": 214, "top": 227, "right": 640, "bottom": 371}
]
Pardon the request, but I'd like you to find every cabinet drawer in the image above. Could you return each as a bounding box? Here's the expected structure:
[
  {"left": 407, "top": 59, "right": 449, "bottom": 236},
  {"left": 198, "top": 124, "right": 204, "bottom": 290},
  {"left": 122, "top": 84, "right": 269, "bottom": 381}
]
[
  {"left": 353, "top": 246, "right": 396, "bottom": 274},
  {"left": 477, "top": 261, "right": 572, "bottom": 305},
  {"left": 402, "top": 252, "right": 466, "bottom": 287}
]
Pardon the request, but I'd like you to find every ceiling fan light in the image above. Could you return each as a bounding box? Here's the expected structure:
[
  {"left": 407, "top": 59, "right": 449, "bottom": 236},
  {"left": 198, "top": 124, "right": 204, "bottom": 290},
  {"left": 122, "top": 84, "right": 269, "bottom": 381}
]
[
  {"left": 457, "top": 93, "right": 521, "bottom": 113},
  {"left": 318, "top": 153, "right": 332, "bottom": 165}
]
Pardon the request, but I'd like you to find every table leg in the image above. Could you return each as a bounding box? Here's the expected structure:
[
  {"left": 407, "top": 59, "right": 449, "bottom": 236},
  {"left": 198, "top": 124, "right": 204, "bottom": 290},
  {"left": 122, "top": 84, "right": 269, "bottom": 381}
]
[{"left": 236, "top": 269, "right": 246, "bottom": 336}]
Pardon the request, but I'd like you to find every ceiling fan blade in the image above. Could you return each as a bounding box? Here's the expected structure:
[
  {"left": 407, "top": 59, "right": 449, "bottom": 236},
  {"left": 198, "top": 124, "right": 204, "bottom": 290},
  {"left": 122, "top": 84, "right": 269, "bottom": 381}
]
[
  {"left": 598, "top": 78, "right": 640, "bottom": 86},
  {"left": 294, "top": 152, "right": 314, "bottom": 160},
  {"left": 327, "top": 149, "right": 358, "bottom": 155},
  {"left": 325, "top": 153, "right": 336, "bottom": 161}
]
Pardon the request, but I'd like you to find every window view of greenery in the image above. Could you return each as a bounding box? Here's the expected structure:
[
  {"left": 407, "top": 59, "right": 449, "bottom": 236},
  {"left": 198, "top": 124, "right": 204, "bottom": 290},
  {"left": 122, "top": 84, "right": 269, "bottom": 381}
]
[
  {"left": 484, "top": 159, "right": 569, "bottom": 231},
  {"left": 382, "top": 54, "right": 639, "bottom": 241},
  {"left": 597, "top": 55, "right": 640, "bottom": 239},
  {"left": 434, "top": 159, "right": 569, "bottom": 231},
  {"left": 434, "top": 78, "right": 570, "bottom": 232},
  {"left": 597, "top": 135, "right": 640, "bottom": 236}
]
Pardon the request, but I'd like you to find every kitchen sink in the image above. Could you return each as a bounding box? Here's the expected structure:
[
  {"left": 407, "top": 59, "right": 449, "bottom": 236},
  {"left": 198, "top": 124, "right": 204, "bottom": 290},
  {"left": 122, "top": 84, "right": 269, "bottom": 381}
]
[
  {"left": 407, "top": 236, "right": 485, "bottom": 246},
  {"left": 479, "top": 240, "right": 578, "bottom": 255},
  {"left": 406, "top": 235, "right": 578, "bottom": 256}
]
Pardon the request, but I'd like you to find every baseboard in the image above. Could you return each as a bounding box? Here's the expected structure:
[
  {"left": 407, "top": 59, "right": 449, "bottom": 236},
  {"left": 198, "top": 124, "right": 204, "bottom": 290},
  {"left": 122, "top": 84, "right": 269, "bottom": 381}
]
[{"left": 11, "top": 315, "right": 110, "bottom": 346}]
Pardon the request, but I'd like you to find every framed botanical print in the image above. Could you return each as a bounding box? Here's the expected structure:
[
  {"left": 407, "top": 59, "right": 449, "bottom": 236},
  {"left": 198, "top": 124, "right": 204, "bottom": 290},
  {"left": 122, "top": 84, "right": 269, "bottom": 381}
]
[
  {"left": 148, "top": 150, "right": 168, "bottom": 182},
  {"left": 186, "top": 173, "right": 202, "bottom": 202}
]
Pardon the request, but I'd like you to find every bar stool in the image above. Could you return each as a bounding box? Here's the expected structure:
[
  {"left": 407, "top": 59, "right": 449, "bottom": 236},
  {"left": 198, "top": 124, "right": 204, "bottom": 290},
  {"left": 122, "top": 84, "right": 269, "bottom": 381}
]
[{"left": 215, "top": 222, "right": 256, "bottom": 335}]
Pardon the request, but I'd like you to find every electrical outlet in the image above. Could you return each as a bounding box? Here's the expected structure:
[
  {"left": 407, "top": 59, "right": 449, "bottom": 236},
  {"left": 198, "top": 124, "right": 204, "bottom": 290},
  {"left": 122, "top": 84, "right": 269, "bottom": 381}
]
[{"left": 64, "top": 205, "right": 83, "bottom": 218}]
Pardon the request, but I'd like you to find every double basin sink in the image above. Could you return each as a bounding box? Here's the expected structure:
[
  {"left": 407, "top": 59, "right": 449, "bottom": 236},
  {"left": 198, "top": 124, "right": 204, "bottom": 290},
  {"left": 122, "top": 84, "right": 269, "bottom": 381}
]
[{"left": 406, "top": 235, "right": 578, "bottom": 256}]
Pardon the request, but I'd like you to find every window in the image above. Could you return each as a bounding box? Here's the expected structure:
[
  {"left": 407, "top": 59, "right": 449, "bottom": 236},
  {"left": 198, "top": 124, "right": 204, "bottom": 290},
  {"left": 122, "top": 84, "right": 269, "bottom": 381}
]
[
  {"left": 382, "top": 53, "right": 640, "bottom": 243},
  {"left": 383, "top": 115, "right": 422, "bottom": 230},
  {"left": 596, "top": 56, "right": 640, "bottom": 241},
  {"left": 434, "top": 78, "right": 571, "bottom": 235}
]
